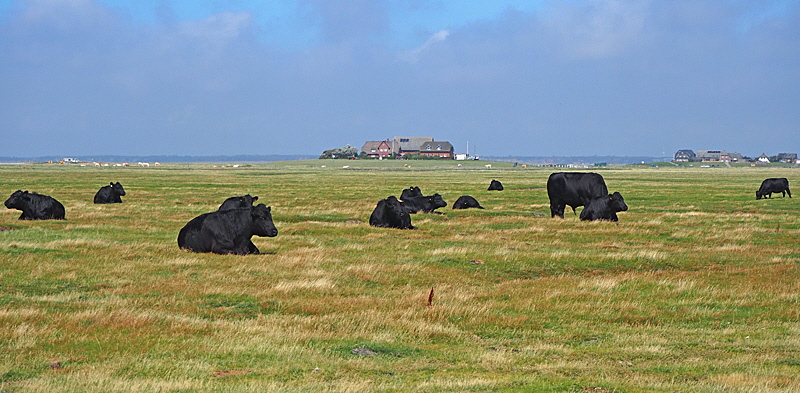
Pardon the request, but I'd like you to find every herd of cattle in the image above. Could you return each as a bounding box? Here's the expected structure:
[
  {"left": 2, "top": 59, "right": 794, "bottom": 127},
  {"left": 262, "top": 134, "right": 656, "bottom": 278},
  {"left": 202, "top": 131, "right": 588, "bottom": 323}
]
[{"left": 2, "top": 173, "right": 793, "bottom": 255}]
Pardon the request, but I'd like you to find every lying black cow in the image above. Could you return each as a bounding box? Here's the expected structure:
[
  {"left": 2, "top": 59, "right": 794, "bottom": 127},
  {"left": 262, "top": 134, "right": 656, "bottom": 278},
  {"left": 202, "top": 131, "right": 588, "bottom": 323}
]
[
  {"left": 4, "top": 190, "right": 65, "bottom": 220},
  {"left": 219, "top": 194, "right": 258, "bottom": 210},
  {"left": 488, "top": 180, "right": 504, "bottom": 191},
  {"left": 452, "top": 195, "right": 484, "bottom": 209},
  {"left": 401, "top": 193, "right": 447, "bottom": 214},
  {"left": 580, "top": 192, "right": 628, "bottom": 221},
  {"left": 547, "top": 172, "right": 609, "bottom": 218},
  {"left": 218, "top": 194, "right": 260, "bottom": 253},
  {"left": 177, "top": 203, "right": 278, "bottom": 255},
  {"left": 756, "top": 178, "right": 791, "bottom": 200},
  {"left": 369, "top": 196, "right": 415, "bottom": 229},
  {"left": 94, "top": 182, "right": 126, "bottom": 204},
  {"left": 400, "top": 186, "right": 423, "bottom": 200}
]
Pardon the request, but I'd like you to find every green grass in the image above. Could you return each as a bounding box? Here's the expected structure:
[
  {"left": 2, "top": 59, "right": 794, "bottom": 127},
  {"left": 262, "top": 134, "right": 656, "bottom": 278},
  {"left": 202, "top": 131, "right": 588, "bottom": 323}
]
[{"left": 1, "top": 161, "right": 799, "bottom": 392}]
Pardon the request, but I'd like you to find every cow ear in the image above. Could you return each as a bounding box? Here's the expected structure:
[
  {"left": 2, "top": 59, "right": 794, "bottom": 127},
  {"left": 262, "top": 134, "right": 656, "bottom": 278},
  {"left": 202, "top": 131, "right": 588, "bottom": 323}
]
[
  {"left": 110, "top": 182, "right": 115, "bottom": 186},
  {"left": 252, "top": 196, "right": 258, "bottom": 201},
  {"left": 265, "top": 206, "right": 271, "bottom": 212}
]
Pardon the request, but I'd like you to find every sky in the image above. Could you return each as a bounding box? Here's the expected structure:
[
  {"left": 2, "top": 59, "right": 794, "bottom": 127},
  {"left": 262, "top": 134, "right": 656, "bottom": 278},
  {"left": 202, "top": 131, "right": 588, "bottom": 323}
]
[{"left": 1, "top": 0, "right": 799, "bottom": 158}]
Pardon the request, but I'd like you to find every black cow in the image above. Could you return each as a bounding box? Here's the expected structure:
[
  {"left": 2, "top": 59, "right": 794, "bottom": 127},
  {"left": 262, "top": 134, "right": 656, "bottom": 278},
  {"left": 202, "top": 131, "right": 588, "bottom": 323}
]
[
  {"left": 580, "top": 192, "right": 628, "bottom": 221},
  {"left": 219, "top": 194, "right": 258, "bottom": 210},
  {"left": 452, "top": 195, "right": 484, "bottom": 209},
  {"left": 369, "top": 196, "right": 415, "bottom": 229},
  {"left": 756, "top": 178, "right": 791, "bottom": 200},
  {"left": 488, "top": 179, "right": 504, "bottom": 191},
  {"left": 177, "top": 203, "right": 278, "bottom": 255},
  {"left": 547, "top": 172, "right": 610, "bottom": 218},
  {"left": 4, "top": 190, "right": 65, "bottom": 220},
  {"left": 401, "top": 193, "right": 447, "bottom": 214},
  {"left": 400, "top": 186, "right": 423, "bottom": 200},
  {"left": 93, "top": 182, "right": 126, "bottom": 204}
]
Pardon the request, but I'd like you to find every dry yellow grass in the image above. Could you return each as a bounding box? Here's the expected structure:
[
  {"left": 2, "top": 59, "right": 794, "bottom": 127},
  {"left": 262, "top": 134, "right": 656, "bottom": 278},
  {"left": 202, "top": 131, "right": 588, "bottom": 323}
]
[{"left": 0, "top": 162, "right": 798, "bottom": 392}]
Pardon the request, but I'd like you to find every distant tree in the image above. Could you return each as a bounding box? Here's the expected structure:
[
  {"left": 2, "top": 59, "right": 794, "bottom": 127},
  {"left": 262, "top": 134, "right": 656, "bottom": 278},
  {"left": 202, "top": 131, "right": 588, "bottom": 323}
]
[{"left": 319, "top": 145, "right": 358, "bottom": 159}]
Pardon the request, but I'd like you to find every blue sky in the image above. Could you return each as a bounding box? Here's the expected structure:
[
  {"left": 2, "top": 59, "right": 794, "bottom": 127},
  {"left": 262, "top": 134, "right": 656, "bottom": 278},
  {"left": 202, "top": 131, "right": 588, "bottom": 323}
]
[{"left": 1, "top": 0, "right": 799, "bottom": 158}]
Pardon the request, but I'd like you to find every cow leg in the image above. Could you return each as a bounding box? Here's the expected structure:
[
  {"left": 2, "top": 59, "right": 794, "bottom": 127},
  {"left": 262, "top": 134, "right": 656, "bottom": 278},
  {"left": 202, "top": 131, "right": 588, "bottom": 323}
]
[
  {"left": 550, "top": 203, "right": 565, "bottom": 218},
  {"left": 247, "top": 240, "right": 260, "bottom": 255},
  {"left": 787, "top": 187, "right": 792, "bottom": 198}
]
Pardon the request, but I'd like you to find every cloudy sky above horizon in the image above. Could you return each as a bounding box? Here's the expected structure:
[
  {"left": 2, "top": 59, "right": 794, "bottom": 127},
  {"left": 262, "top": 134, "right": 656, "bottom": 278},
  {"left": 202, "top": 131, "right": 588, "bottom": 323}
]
[{"left": 1, "top": 0, "right": 798, "bottom": 158}]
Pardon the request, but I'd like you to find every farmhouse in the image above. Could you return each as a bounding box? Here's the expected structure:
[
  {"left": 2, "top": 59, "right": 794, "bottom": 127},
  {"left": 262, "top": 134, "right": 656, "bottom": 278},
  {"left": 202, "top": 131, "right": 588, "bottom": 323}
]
[
  {"left": 776, "top": 152, "right": 798, "bottom": 163},
  {"left": 393, "top": 137, "right": 434, "bottom": 156},
  {"left": 419, "top": 141, "right": 455, "bottom": 159},
  {"left": 695, "top": 150, "right": 731, "bottom": 162},
  {"left": 673, "top": 149, "right": 695, "bottom": 162},
  {"left": 360, "top": 140, "right": 399, "bottom": 158}
]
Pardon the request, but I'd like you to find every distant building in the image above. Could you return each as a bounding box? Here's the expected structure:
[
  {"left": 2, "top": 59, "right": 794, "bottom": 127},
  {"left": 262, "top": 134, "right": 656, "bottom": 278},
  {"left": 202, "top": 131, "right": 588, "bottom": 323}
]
[
  {"left": 757, "top": 153, "right": 770, "bottom": 163},
  {"left": 696, "top": 150, "right": 731, "bottom": 162},
  {"left": 393, "top": 137, "right": 434, "bottom": 156},
  {"left": 361, "top": 140, "right": 399, "bottom": 158},
  {"left": 673, "top": 149, "right": 695, "bottom": 162},
  {"left": 418, "top": 141, "right": 455, "bottom": 159},
  {"left": 776, "top": 152, "right": 798, "bottom": 163}
]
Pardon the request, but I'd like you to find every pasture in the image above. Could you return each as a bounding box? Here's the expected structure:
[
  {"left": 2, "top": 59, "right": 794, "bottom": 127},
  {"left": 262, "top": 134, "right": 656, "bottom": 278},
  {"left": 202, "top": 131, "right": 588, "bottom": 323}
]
[{"left": 1, "top": 161, "right": 798, "bottom": 392}]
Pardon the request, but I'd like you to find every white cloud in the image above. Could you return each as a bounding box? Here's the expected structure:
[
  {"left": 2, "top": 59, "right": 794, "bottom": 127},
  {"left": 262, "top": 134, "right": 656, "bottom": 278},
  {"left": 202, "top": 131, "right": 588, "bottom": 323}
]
[{"left": 398, "top": 29, "right": 449, "bottom": 63}]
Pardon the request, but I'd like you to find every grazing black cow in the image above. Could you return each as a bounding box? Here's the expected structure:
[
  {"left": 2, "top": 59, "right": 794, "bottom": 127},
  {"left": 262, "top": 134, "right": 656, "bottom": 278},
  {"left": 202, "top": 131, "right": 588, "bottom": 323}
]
[
  {"left": 400, "top": 186, "right": 423, "bottom": 200},
  {"left": 452, "top": 195, "right": 484, "bottom": 209},
  {"left": 488, "top": 179, "right": 504, "bottom": 191},
  {"left": 219, "top": 194, "right": 258, "bottom": 210},
  {"left": 94, "top": 182, "right": 126, "bottom": 204},
  {"left": 4, "top": 190, "right": 65, "bottom": 220},
  {"left": 547, "top": 172, "right": 610, "bottom": 218},
  {"left": 369, "top": 196, "right": 415, "bottom": 229},
  {"left": 756, "top": 178, "right": 791, "bottom": 200},
  {"left": 401, "top": 193, "right": 448, "bottom": 214},
  {"left": 580, "top": 192, "right": 628, "bottom": 221},
  {"left": 177, "top": 203, "right": 278, "bottom": 255}
]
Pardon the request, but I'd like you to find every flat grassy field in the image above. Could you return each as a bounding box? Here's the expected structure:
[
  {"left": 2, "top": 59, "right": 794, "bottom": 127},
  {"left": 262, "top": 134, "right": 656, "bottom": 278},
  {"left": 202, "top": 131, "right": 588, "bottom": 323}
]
[{"left": 1, "top": 161, "right": 798, "bottom": 392}]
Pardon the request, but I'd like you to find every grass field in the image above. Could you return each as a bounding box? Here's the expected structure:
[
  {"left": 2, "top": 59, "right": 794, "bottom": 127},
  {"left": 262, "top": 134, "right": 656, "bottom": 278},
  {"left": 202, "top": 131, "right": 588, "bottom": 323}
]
[{"left": 1, "top": 160, "right": 798, "bottom": 392}]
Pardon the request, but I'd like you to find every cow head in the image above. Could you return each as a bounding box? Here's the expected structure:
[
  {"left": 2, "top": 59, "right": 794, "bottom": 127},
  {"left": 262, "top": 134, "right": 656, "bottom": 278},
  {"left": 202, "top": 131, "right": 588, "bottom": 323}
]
[
  {"left": 755, "top": 190, "right": 763, "bottom": 200},
  {"left": 251, "top": 203, "right": 278, "bottom": 237},
  {"left": 219, "top": 194, "right": 259, "bottom": 210},
  {"left": 609, "top": 192, "right": 628, "bottom": 212},
  {"left": 4, "top": 190, "right": 28, "bottom": 209},
  {"left": 430, "top": 193, "right": 448, "bottom": 209},
  {"left": 111, "top": 182, "right": 126, "bottom": 196}
]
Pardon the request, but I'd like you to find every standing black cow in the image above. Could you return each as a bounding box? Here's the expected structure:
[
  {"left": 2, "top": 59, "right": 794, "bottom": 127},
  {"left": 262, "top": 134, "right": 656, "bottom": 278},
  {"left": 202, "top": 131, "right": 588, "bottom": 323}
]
[
  {"left": 219, "top": 194, "right": 258, "bottom": 210},
  {"left": 94, "top": 182, "right": 126, "bottom": 204},
  {"left": 452, "top": 195, "right": 484, "bottom": 209},
  {"left": 369, "top": 196, "right": 415, "bottom": 229},
  {"left": 4, "top": 190, "right": 66, "bottom": 220},
  {"left": 400, "top": 186, "right": 423, "bottom": 200},
  {"left": 401, "top": 193, "right": 448, "bottom": 214},
  {"left": 547, "top": 172, "right": 611, "bottom": 218},
  {"left": 488, "top": 180, "right": 504, "bottom": 191},
  {"left": 756, "top": 178, "right": 791, "bottom": 200},
  {"left": 580, "top": 192, "right": 628, "bottom": 221},
  {"left": 177, "top": 203, "right": 278, "bottom": 255}
]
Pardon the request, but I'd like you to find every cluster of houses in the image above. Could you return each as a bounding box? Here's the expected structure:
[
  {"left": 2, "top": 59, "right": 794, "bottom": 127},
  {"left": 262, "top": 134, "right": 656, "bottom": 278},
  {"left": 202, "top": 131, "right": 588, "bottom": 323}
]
[
  {"left": 673, "top": 150, "right": 799, "bottom": 164},
  {"left": 360, "top": 137, "right": 460, "bottom": 159}
]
